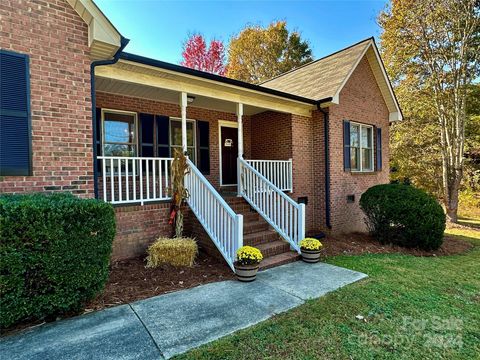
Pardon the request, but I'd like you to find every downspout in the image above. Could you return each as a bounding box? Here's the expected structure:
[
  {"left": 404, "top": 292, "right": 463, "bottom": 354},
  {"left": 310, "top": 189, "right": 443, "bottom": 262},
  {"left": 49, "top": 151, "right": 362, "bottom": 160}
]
[
  {"left": 316, "top": 101, "right": 332, "bottom": 229},
  {"left": 90, "top": 37, "right": 130, "bottom": 199}
]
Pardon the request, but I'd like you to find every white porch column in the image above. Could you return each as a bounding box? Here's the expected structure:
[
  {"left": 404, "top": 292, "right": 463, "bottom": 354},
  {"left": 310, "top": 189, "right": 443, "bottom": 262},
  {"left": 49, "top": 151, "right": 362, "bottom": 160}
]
[
  {"left": 236, "top": 103, "right": 244, "bottom": 158},
  {"left": 236, "top": 103, "right": 244, "bottom": 196},
  {"left": 180, "top": 92, "right": 188, "bottom": 154}
]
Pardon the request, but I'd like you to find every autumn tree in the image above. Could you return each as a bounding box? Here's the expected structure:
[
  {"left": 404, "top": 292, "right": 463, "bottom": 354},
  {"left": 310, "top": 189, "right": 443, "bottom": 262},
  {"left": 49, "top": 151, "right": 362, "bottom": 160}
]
[
  {"left": 181, "top": 34, "right": 226, "bottom": 75},
  {"left": 379, "top": 0, "right": 480, "bottom": 222},
  {"left": 226, "top": 21, "right": 313, "bottom": 83}
]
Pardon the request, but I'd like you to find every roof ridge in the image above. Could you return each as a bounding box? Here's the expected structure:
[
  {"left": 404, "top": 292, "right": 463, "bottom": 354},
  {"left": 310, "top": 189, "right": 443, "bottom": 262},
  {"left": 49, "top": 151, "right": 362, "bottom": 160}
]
[{"left": 260, "top": 37, "right": 374, "bottom": 85}]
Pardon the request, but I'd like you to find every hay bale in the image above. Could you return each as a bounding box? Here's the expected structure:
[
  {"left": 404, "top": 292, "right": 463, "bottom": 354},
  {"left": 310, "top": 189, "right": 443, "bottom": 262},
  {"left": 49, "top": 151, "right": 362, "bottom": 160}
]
[{"left": 146, "top": 237, "right": 198, "bottom": 268}]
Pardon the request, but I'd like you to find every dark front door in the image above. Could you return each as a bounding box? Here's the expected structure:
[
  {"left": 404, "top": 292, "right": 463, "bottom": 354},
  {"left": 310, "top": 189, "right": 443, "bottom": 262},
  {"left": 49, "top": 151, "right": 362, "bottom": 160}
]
[{"left": 221, "top": 126, "right": 238, "bottom": 185}]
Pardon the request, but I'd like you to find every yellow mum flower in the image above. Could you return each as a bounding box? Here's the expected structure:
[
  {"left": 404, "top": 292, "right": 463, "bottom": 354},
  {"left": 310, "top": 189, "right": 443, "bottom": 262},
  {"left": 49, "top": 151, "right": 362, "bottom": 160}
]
[
  {"left": 300, "top": 238, "right": 323, "bottom": 251},
  {"left": 236, "top": 246, "right": 263, "bottom": 265}
]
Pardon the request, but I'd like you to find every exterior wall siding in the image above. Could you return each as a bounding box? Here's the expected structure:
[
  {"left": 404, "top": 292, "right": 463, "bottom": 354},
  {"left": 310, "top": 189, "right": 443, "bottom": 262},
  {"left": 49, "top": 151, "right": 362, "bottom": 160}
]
[
  {"left": 328, "top": 57, "right": 390, "bottom": 233},
  {"left": 0, "top": 0, "right": 94, "bottom": 197}
]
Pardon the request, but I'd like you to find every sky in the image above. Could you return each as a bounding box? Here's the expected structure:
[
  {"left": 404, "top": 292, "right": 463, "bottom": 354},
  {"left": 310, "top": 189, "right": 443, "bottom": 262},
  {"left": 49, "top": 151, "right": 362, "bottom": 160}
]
[{"left": 95, "top": 0, "right": 389, "bottom": 64}]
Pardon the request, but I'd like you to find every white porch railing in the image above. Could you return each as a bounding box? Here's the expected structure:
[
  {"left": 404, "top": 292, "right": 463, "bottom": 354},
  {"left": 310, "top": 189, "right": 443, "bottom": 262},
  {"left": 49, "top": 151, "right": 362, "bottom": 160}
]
[
  {"left": 185, "top": 159, "right": 243, "bottom": 271},
  {"left": 239, "top": 158, "right": 305, "bottom": 252},
  {"left": 245, "top": 159, "right": 293, "bottom": 192},
  {"left": 98, "top": 156, "right": 173, "bottom": 205}
]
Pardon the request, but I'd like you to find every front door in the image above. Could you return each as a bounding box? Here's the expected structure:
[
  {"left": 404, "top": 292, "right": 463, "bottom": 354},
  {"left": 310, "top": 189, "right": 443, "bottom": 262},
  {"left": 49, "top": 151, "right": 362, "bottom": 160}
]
[{"left": 220, "top": 126, "right": 238, "bottom": 185}]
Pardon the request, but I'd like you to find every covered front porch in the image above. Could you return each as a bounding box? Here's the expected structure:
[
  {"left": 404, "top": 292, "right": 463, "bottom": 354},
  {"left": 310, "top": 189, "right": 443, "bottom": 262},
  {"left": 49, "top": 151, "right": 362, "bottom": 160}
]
[
  {"left": 92, "top": 54, "right": 314, "bottom": 270},
  {"left": 95, "top": 91, "right": 294, "bottom": 206}
]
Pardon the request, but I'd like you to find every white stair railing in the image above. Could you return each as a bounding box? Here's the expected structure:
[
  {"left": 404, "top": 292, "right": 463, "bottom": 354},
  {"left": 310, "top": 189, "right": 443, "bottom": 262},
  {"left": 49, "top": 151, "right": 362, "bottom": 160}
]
[
  {"left": 239, "top": 158, "right": 305, "bottom": 252},
  {"left": 245, "top": 159, "right": 293, "bottom": 192},
  {"left": 185, "top": 159, "right": 243, "bottom": 271},
  {"left": 98, "top": 156, "right": 173, "bottom": 205}
]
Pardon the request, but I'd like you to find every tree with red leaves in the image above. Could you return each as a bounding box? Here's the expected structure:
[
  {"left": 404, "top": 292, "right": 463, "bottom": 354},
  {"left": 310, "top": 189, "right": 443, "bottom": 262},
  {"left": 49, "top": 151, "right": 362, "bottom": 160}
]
[{"left": 181, "top": 34, "right": 226, "bottom": 76}]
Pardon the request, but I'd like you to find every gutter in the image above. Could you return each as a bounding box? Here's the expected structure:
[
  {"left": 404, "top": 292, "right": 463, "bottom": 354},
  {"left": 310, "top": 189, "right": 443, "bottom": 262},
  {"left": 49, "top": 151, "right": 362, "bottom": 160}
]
[
  {"left": 118, "top": 52, "right": 319, "bottom": 106},
  {"left": 316, "top": 100, "right": 332, "bottom": 229},
  {"left": 90, "top": 36, "right": 130, "bottom": 199}
]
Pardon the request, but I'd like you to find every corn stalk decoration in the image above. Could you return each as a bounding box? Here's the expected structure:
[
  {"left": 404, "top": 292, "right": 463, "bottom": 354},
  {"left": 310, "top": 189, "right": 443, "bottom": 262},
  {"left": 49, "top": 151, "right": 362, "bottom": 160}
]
[{"left": 169, "top": 148, "right": 190, "bottom": 238}]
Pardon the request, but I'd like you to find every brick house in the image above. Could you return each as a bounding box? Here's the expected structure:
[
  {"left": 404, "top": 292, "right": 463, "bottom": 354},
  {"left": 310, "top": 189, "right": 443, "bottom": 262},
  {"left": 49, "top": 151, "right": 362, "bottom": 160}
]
[{"left": 0, "top": 0, "right": 402, "bottom": 271}]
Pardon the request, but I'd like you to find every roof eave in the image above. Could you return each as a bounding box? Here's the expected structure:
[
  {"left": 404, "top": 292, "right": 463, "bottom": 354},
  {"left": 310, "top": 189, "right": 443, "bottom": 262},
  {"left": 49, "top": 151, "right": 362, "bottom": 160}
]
[{"left": 118, "top": 52, "right": 318, "bottom": 106}]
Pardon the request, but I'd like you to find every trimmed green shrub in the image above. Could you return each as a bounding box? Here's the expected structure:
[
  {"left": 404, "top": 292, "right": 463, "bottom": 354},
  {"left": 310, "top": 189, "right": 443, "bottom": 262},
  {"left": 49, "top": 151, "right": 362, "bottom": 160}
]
[
  {"left": 0, "top": 193, "right": 116, "bottom": 328},
  {"left": 359, "top": 184, "right": 446, "bottom": 250}
]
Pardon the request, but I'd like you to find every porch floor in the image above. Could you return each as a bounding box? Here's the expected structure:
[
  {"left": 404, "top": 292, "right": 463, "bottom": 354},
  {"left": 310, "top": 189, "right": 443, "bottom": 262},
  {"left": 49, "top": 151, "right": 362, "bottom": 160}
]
[{"left": 0, "top": 261, "right": 367, "bottom": 360}]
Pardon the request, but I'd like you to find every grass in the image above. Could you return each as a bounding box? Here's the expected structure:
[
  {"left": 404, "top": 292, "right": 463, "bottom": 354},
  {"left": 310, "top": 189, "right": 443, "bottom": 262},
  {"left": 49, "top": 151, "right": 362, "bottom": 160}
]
[{"left": 175, "top": 225, "right": 480, "bottom": 359}]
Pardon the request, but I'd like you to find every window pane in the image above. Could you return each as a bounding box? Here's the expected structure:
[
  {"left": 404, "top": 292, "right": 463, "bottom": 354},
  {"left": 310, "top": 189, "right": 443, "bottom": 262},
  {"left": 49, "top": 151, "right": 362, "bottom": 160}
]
[
  {"left": 350, "top": 124, "right": 360, "bottom": 147},
  {"left": 361, "top": 126, "right": 372, "bottom": 148},
  {"left": 187, "top": 122, "right": 194, "bottom": 146},
  {"left": 187, "top": 147, "right": 195, "bottom": 163},
  {"left": 171, "top": 120, "right": 195, "bottom": 146},
  {"left": 104, "top": 112, "right": 135, "bottom": 144},
  {"left": 362, "top": 148, "right": 373, "bottom": 171},
  {"left": 171, "top": 121, "right": 182, "bottom": 146},
  {"left": 351, "top": 147, "right": 360, "bottom": 171},
  {"left": 104, "top": 144, "right": 136, "bottom": 157}
]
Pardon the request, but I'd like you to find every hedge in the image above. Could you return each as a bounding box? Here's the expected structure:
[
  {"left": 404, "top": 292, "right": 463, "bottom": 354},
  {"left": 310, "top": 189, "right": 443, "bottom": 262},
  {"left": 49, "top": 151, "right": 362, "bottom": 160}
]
[
  {"left": 0, "top": 193, "right": 116, "bottom": 328},
  {"left": 359, "top": 184, "right": 446, "bottom": 250}
]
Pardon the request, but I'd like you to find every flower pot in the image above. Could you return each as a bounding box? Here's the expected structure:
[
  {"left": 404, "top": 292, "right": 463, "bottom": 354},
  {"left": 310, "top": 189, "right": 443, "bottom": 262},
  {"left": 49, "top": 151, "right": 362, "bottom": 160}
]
[
  {"left": 301, "top": 249, "right": 321, "bottom": 263},
  {"left": 234, "top": 262, "right": 259, "bottom": 282}
]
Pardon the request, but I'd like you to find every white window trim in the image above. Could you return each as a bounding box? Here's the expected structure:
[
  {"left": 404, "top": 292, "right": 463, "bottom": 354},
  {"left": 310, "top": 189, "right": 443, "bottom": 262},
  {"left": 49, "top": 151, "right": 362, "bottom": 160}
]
[
  {"left": 169, "top": 117, "right": 196, "bottom": 162},
  {"left": 350, "top": 121, "right": 374, "bottom": 173},
  {"left": 101, "top": 108, "right": 138, "bottom": 157}
]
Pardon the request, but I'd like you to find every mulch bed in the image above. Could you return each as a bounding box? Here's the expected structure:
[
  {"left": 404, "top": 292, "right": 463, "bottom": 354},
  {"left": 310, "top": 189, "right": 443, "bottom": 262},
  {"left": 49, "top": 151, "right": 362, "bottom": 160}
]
[
  {"left": 86, "top": 250, "right": 234, "bottom": 312},
  {"left": 320, "top": 232, "right": 474, "bottom": 257}
]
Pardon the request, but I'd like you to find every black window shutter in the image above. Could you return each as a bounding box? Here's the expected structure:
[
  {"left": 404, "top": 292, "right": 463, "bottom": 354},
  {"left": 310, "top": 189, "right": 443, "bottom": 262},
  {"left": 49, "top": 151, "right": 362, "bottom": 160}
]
[
  {"left": 156, "top": 115, "right": 170, "bottom": 157},
  {"left": 0, "top": 50, "right": 31, "bottom": 176},
  {"left": 197, "top": 120, "right": 210, "bottom": 174},
  {"left": 376, "top": 127, "right": 382, "bottom": 171},
  {"left": 139, "top": 113, "right": 155, "bottom": 157},
  {"left": 343, "top": 120, "right": 351, "bottom": 171}
]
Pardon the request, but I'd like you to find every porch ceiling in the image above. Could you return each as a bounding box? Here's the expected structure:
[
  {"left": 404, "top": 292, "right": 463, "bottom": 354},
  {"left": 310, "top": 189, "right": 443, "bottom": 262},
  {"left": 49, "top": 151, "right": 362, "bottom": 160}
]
[
  {"left": 95, "top": 77, "right": 268, "bottom": 116},
  {"left": 95, "top": 60, "right": 314, "bottom": 117}
]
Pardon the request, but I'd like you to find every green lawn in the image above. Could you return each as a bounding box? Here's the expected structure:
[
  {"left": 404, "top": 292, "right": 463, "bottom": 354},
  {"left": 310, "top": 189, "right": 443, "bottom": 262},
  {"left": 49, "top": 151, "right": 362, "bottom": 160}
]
[{"left": 176, "top": 227, "right": 480, "bottom": 359}]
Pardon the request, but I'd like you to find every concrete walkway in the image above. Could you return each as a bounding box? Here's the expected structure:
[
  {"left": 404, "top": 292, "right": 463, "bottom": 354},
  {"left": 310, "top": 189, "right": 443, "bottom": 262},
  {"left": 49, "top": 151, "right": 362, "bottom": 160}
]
[{"left": 0, "top": 261, "right": 367, "bottom": 360}]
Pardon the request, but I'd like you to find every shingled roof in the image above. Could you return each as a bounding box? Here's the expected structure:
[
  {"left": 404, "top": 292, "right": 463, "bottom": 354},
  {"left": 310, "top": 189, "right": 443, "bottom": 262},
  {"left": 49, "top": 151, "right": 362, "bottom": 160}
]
[{"left": 261, "top": 38, "right": 402, "bottom": 121}]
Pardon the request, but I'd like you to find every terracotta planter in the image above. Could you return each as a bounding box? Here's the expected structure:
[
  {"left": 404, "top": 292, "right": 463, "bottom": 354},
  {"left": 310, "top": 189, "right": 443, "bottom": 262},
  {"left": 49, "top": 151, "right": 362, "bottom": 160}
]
[
  {"left": 234, "top": 262, "right": 260, "bottom": 282},
  {"left": 301, "top": 249, "right": 321, "bottom": 263}
]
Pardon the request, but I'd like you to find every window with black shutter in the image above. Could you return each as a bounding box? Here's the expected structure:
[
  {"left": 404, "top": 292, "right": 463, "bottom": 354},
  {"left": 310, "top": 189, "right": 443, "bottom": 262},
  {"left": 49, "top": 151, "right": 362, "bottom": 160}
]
[
  {"left": 0, "top": 50, "right": 32, "bottom": 176},
  {"left": 156, "top": 115, "right": 170, "bottom": 157},
  {"left": 197, "top": 120, "right": 210, "bottom": 174},
  {"left": 139, "top": 113, "right": 155, "bottom": 157}
]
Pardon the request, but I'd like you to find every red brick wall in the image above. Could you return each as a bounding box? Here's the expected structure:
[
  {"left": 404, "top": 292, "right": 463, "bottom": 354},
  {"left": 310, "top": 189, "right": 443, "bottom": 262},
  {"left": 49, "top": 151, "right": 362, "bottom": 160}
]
[
  {"left": 113, "top": 203, "right": 173, "bottom": 260},
  {"left": 250, "top": 111, "right": 292, "bottom": 160},
  {"left": 0, "top": 0, "right": 94, "bottom": 197},
  {"left": 250, "top": 111, "right": 321, "bottom": 234},
  {"left": 328, "top": 57, "right": 390, "bottom": 233},
  {"left": 96, "top": 92, "right": 252, "bottom": 189}
]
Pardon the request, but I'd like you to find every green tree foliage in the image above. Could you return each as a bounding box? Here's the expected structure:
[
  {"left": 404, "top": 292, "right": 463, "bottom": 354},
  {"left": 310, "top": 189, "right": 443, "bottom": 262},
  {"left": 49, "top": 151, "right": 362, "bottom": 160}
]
[
  {"left": 226, "top": 21, "right": 313, "bottom": 83},
  {"left": 379, "top": 0, "right": 480, "bottom": 222}
]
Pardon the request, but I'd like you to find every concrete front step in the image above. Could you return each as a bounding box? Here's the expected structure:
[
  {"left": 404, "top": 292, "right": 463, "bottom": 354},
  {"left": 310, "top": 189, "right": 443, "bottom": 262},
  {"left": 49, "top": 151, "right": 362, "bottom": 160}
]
[{"left": 259, "top": 252, "right": 300, "bottom": 270}]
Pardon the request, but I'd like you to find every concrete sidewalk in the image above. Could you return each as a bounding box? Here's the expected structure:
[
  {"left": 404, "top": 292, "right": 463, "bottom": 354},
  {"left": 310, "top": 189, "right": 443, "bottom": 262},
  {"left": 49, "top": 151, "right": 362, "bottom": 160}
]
[{"left": 0, "top": 261, "right": 367, "bottom": 360}]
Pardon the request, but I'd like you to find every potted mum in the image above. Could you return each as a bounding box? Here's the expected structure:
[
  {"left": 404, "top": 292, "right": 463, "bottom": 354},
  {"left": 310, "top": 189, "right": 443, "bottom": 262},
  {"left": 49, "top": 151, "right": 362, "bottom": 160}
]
[
  {"left": 234, "top": 246, "right": 263, "bottom": 282},
  {"left": 300, "top": 238, "right": 323, "bottom": 263}
]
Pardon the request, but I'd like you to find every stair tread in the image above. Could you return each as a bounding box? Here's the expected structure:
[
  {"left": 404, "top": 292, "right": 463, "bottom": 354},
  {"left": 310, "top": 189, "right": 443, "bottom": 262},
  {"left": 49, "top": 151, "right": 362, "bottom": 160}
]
[
  {"left": 256, "top": 239, "right": 289, "bottom": 251},
  {"left": 259, "top": 252, "right": 300, "bottom": 270},
  {"left": 243, "top": 229, "right": 277, "bottom": 240}
]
